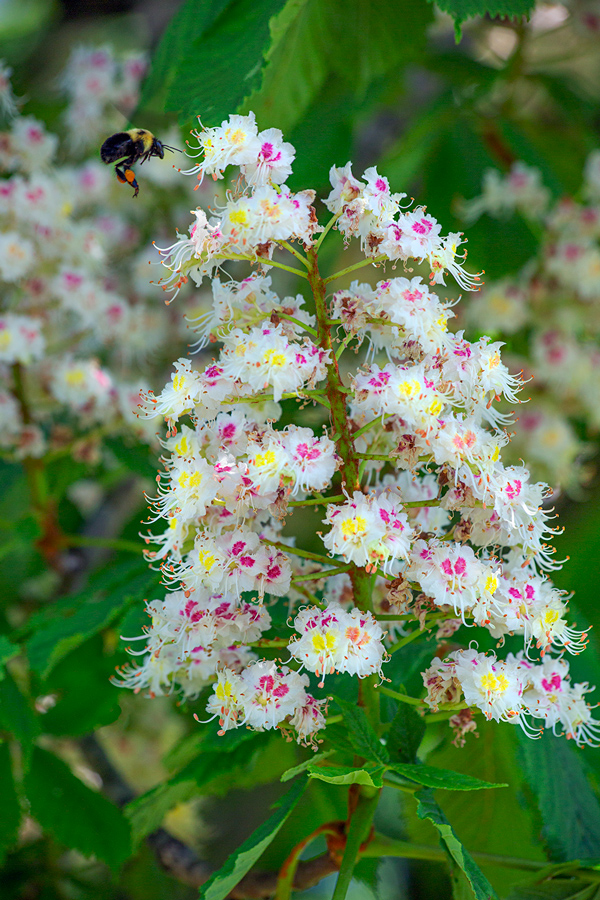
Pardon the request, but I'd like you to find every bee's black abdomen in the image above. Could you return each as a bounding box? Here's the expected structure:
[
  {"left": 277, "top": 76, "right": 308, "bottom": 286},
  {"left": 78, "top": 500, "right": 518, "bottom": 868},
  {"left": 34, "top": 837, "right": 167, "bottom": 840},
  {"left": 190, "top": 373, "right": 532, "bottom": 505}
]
[{"left": 100, "top": 132, "right": 133, "bottom": 164}]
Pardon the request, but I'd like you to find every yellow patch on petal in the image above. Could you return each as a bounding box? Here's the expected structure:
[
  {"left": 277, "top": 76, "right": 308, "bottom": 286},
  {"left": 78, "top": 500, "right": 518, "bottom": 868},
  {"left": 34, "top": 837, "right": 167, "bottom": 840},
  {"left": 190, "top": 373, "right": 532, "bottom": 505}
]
[
  {"left": 480, "top": 672, "right": 508, "bottom": 694},
  {"left": 341, "top": 516, "right": 367, "bottom": 538}
]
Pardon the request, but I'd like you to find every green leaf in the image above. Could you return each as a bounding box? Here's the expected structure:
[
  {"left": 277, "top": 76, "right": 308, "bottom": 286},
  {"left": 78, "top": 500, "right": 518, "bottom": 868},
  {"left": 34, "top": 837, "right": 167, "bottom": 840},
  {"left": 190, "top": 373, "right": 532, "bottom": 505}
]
[
  {"left": 127, "top": 736, "right": 265, "bottom": 844},
  {"left": 166, "top": 0, "right": 289, "bottom": 125},
  {"left": 41, "top": 635, "right": 121, "bottom": 736},
  {"left": 386, "top": 702, "right": 426, "bottom": 764},
  {"left": 0, "top": 742, "right": 21, "bottom": 862},
  {"left": 138, "top": 0, "right": 234, "bottom": 111},
  {"left": 388, "top": 762, "right": 506, "bottom": 792},
  {"left": 323, "top": 0, "right": 434, "bottom": 92},
  {"left": 431, "top": 0, "right": 535, "bottom": 26},
  {"left": 243, "top": 0, "right": 329, "bottom": 134},
  {"left": 416, "top": 790, "right": 499, "bottom": 900},
  {"left": 307, "top": 763, "right": 385, "bottom": 788},
  {"left": 281, "top": 749, "right": 335, "bottom": 782},
  {"left": 379, "top": 95, "right": 455, "bottom": 192},
  {"left": 0, "top": 634, "right": 19, "bottom": 678},
  {"left": 0, "top": 671, "right": 39, "bottom": 755},
  {"left": 516, "top": 731, "right": 600, "bottom": 861},
  {"left": 286, "top": 80, "right": 355, "bottom": 192},
  {"left": 25, "top": 746, "right": 131, "bottom": 869},
  {"left": 333, "top": 696, "right": 389, "bottom": 764},
  {"left": 198, "top": 777, "right": 307, "bottom": 900},
  {"left": 508, "top": 880, "right": 600, "bottom": 900},
  {"left": 407, "top": 725, "right": 546, "bottom": 898},
  {"left": 26, "top": 561, "right": 155, "bottom": 678}
]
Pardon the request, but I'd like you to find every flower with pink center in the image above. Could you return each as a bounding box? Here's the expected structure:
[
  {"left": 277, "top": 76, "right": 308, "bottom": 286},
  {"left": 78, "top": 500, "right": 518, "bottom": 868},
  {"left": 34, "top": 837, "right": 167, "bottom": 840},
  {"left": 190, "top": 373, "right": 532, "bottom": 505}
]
[
  {"left": 242, "top": 127, "right": 295, "bottom": 186},
  {"left": 281, "top": 425, "right": 337, "bottom": 495}
]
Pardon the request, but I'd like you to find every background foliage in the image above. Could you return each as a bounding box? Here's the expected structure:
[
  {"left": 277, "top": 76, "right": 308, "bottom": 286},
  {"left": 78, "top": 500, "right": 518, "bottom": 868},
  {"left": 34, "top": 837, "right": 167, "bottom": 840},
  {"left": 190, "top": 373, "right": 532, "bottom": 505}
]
[{"left": 1, "top": 0, "right": 600, "bottom": 897}]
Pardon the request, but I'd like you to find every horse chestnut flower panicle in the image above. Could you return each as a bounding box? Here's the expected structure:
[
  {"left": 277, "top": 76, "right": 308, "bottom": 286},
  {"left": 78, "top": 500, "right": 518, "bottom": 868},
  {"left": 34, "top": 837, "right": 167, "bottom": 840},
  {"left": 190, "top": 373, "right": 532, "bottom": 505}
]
[{"left": 117, "top": 111, "right": 597, "bottom": 750}]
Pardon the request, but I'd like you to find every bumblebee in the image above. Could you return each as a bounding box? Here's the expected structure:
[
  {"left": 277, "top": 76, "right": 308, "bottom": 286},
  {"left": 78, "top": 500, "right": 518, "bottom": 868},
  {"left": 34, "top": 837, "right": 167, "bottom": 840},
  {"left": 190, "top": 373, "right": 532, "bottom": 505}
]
[{"left": 100, "top": 129, "right": 178, "bottom": 197}]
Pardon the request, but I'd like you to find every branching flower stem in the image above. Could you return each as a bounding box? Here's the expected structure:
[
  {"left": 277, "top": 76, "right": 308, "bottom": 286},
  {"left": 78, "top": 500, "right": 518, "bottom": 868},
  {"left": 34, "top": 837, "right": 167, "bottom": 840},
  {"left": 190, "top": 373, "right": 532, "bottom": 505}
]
[
  {"left": 275, "top": 312, "right": 318, "bottom": 337},
  {"left": 218, "top": 252, "right": 309, "bottom": 279},
  {"left": 314, "top": 212, "right": 341, "bottom": 252},
  {"left": 324, "top": 255, "right": 387, "bottom": 285},
  {"left": 307, "top": 244, "right": 386, "bottom": 899},
  {"left": 277, "top": 240, "right": 310, "bottom": 268}
]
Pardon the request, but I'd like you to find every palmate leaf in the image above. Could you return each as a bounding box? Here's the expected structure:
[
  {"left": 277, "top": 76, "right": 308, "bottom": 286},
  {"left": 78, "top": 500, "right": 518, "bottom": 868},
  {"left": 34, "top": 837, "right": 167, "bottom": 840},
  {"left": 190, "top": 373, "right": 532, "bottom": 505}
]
[
  {"left": 386, "top": 700, "right": 426, "bottom": 764},
  {"left": 144, "top": 0, "right": 434, "bottom": 135},
  {"left": 41, "top": 635, "right": 122, "bottom": 736},
  {"left": 26, "top": 559, "right": 156, "bottom": 678},
  {"left": 198, "top": 777, "right": 307, "bottom": 900},
  {"left": 138, "top": 0, "right": 234, "bottom": 111},
  {"left": 127, "top": 731, "right": 267, "bottom": 844},
  {"left": 333, "top": 696, "right": 389, "bottom": 763},
  {"left": 25, "top": 746, "right": 131, "bottom": 869},
  {"left": 242, "top": 0, "right": 330, "bottom": 134},
  {"left": 307, "top": 763, "right": 385, "bottom": 788},
  {"left": 507, "top": 880, "right": 600, "bottom": 899},
  {"left": 280, "top": 748, "right": 335, "bottom": 782},
  {"left": 417, "top": 790, "right": 499, "bottom": 900},
  {"left": 0, "top": 742, "right": 21, "bottom": 863},
  {"left": 516, "top": 731, "right": 600, "bottom": 861},
  {"left": 166, "top": 0, "right": 289, "bottom": 125},
  {"left": 431, "top": 0, "right": 535, "bottom": 25},
  {"left": 322, "top": 0, "right": 433, "bottom": 91},
  {"left": 0, "top": 671, "right": 39, "bottom": 757},
  {"left": 388, "top": 762, "right": 506, "bottom": 792},
  {"left": 0, "top": 634, "right": 19, "bottom": 677}
]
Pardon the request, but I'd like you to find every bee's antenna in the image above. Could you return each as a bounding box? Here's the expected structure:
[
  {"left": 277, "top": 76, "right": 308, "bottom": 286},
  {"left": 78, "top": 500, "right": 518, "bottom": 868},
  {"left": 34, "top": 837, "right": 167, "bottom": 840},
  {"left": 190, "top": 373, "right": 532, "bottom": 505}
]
[{"left": 162, "top": 145, "right": 181, "bottom": 153}]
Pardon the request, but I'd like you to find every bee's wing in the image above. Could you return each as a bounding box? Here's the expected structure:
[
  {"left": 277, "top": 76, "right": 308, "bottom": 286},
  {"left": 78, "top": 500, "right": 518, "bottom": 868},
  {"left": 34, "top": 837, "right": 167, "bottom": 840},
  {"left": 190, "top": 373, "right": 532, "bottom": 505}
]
[{"left": 100, "top": 133, "right": 133, "bottom": 164}]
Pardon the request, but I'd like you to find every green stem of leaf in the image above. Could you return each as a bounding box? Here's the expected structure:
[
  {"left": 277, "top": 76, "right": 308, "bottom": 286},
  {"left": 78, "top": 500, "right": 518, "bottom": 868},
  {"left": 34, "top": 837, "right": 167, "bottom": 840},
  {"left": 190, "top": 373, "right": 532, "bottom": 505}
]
[
  {"left": 262, "top": 540, "right": 334, "bottom": 567},
  {"left": 288, "top": 494, "right": 345, "bottom": 507},
  {"left": 221, "top": 253, "right": 309, "bottom": 279}
]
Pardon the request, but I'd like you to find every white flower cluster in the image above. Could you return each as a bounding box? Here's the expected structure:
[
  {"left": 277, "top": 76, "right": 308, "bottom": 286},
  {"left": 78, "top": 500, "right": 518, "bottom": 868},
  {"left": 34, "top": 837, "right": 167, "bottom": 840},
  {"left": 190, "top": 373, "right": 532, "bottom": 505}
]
[
  {"left": 324, "top": 163, "right": 481, "bottom": 291},
  {"left": 61, "top": 45, "right": 147, "bottom": 149},
  {"left": 121, "top": 110, "right": 596, "bottom": 750},
  {"left": 463, "top": 152, "right": 600, "bottom": 491},
  {"left": 0, "top": 55, "right": 192, "bottom": 461},
  {"left": 461, "top": 162, "right": 551, "bottom": 223},
  {"left": 423, "top": 650, "right": 599, "bottom": 747},
  {"left": 154, "top": 111, "right": 480, "bottom": 298}
]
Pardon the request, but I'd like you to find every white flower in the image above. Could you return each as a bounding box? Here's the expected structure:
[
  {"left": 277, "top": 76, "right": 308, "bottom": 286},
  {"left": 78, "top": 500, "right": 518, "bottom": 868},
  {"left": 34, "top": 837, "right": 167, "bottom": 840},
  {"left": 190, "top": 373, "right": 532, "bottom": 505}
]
[
  {"left": 0, "top": 231, "right": 35, "bottom": 281},
  {"left": 324, "top": 161, "right": 363, "bottom": 214},
  {"left": 289, "top": 603, "right": 386, "bottom": 685},
  {"left": 185, "top": 113, "right": 261, "bottom": 182},
  {"left": 323, "top": 491, "right": 412, "bottom": 572},
  {"left": 452, "top": 649, "right": 525, "bottom": 723},
  {"left": 0, "top": 314, "right": 44, "bottom": 364},
  {"left": 242, "top": 127, "right": 295, "bottom": 186},
  {"left": 281, "top": 426, "right": 337, "bottom": 495}
]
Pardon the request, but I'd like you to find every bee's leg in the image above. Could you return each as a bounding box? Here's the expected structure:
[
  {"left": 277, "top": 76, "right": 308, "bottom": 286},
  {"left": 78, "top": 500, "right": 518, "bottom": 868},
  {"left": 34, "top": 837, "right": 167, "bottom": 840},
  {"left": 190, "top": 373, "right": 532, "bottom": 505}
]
[
  {"left": 121, "top": 165, "right": 140, "bottom": 197},
  {"left": 115, "top": 164, "right": 128, "bottom": 184}
]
